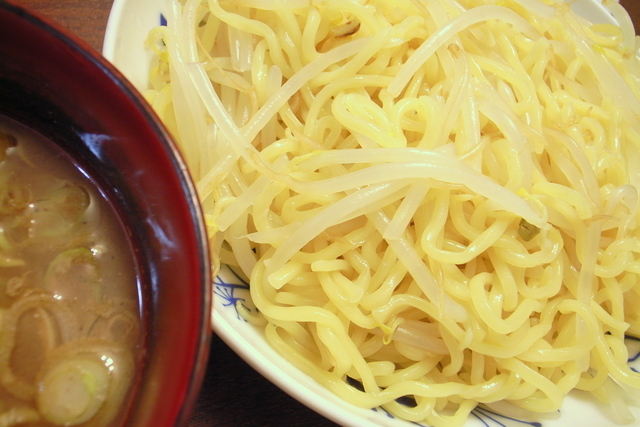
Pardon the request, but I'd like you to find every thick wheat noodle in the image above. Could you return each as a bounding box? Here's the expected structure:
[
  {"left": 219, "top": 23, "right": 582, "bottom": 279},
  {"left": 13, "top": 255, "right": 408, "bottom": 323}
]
[{"left": 144, "top": 0, "right": 640, "bottom": 425}]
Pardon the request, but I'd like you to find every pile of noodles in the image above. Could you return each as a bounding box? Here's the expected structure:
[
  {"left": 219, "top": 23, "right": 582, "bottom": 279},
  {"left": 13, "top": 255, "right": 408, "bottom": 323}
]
[{"left": 144, "top": 0, "right": 640, "bottom": 425}]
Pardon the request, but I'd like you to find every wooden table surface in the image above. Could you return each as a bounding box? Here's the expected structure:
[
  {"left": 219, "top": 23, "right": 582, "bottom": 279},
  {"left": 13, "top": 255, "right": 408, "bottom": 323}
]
[{"left": 9, "top": 1, "right": 640, "bottom": 426}]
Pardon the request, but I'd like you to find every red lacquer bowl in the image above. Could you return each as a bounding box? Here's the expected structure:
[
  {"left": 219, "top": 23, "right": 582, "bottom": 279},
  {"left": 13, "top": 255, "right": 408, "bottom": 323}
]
[{"left": 0, "top": 1, "right": 211, "bottom": 425}]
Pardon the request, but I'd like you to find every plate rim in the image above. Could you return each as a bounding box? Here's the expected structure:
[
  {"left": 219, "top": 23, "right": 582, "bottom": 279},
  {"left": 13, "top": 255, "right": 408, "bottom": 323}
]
[{"left": 101, "top": 1, "right": 637, "bottom": 426}]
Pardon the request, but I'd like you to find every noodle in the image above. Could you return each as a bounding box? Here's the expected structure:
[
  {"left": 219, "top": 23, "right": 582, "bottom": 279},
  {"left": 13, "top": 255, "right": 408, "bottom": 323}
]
[{"left": 145, "top": 0, "right": 640, "bottom": 425}]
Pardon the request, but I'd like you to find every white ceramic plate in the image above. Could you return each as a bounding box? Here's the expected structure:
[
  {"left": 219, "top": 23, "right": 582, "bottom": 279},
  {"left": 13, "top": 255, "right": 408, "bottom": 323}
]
[{"left": 103, "top": 2, "right": 639, "bottom": 426}]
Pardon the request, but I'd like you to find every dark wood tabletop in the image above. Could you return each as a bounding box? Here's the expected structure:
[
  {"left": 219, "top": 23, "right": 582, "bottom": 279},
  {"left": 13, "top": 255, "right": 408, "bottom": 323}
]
[{"left": 10, "top": 1, "right": 640, "bottom": 426}]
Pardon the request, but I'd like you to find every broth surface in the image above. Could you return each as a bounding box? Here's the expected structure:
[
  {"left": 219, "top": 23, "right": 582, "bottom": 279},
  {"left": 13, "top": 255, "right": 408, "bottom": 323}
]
[{"left": 0, "top": 117, "right": 141, "bottom": 426}]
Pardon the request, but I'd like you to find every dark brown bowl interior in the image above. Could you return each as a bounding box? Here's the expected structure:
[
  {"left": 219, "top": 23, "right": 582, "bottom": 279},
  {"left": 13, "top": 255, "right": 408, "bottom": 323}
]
[{"left": 0, "top": 1, "right": 211, "bottom": 425}]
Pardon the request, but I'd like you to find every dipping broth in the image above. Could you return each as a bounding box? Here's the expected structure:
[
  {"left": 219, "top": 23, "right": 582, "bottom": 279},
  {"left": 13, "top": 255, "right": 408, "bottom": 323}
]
[{"left": 0, "top": 116, "right": 141, "bottom": 426}]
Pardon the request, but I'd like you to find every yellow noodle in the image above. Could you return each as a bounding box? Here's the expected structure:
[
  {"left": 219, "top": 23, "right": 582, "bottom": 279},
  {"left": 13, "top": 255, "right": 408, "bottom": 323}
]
[{"left": 145, "top": 0, "right": 640, "bottom": 425}]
